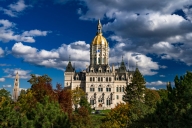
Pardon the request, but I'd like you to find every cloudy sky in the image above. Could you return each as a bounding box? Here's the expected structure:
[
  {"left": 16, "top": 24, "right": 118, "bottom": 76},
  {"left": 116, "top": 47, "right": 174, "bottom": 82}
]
[{"left": 0, "top": 0, "right": 192, "bottom": 92}]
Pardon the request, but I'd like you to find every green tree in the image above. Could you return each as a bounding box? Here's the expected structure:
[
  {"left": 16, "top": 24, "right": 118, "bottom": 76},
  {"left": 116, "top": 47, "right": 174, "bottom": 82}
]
[
  {"left": 147, "top": 71, "right": 192, "bottom": 127},
  {"left": 29, "top": 96, "right": 70, "bottom": 128},
  {"left": 72, "top": 87, "right": 85, "bottom": 111},
  {"left": 0, "top": 88, "right": 11, "bottom": 102},
  {"left": 145, "top": 88, "right": 160, "bottom": 109},
  {"left": 123, "top": 68, "right": 146, "bottom": 103},
  {"left": 0, "top": 97, "right": 19, "bottom": 127},
  {"left": 79, "top": 95, "right": 91, "bottom": 114},
  {"left": 17, "top": 90, "right": 37, "bottom": 115},
  {"left": 157, "top": 89, "right": 168, "bottom": 101}
]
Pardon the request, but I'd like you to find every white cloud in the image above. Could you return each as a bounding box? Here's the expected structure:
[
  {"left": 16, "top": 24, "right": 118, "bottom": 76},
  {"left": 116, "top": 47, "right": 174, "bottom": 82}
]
[
  {"left": 12, "top": 42, "right": 37, "bottom": 55},
  {"left": 109, "top": 42, "right": 159, "bottom": 75},
  {"left": 22, "top": 30, "right": 50, "bottom": 37},
  {"left": 9, "top": 0, "right": 28, "bottom": 12},
  {"left": 11, "top": 41, "right": 162, "bottom": 75},
  {"left": 75, "top": 0, "right": 192, "bottom": 67},
  {"left": 3, "top": 68, "right": 31, "bottom": 79},
  {"left": 183, "top": 7, "right": 192, "bottom": 22},
  {"left": 146, "top": 81, "right": 167, "bottom": 86},
  {"left": 0, "top": 0, "right": 30, "bottom": 17},
  {"left": 12, "top": 41, "right": 90, "bottom": 70},
  {"left": 0, "top": 47, "right": 4, "bottom": 57},
  {"left": 159, "top": 75, "right": 165, "bottom": 77},
  {"left": 0, "top": 19, "right": 50, "bottom": 43},
  {"left": 148, "top": 87, "right": 157, "bottom": 90},
  {"left": 0, "top": 78, "right": 5, "bottom": 82},
  {"left": 3, "top": 85, "right": 11, "bottom": 88}
]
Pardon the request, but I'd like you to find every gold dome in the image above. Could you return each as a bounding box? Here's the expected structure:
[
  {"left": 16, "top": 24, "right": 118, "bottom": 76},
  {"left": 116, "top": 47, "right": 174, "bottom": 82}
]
[
  {"left": 91, "top": 33, "right": 108, "bottom": 46},
  {"left": 91, "top": 19, "right": 108, "bottom": 46}
]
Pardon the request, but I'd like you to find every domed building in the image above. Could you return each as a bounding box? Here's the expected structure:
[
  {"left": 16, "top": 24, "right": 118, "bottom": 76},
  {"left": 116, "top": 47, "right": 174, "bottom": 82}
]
[{"left": 64, "top": 20, "right": 134, "bottom": 109}]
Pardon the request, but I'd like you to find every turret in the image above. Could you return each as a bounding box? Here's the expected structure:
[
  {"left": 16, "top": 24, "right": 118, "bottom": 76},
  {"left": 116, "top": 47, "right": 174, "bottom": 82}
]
[{"left": 12, "top": 72, "right": 19, "bottom": 102}]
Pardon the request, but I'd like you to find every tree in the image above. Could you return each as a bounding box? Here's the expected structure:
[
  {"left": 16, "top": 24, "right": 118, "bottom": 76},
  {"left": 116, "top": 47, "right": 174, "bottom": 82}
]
[
  {"left": 71, "top": 87, "right": 85, "bottom": 111},
  {"left": 29, "top": 96, "right": 70, "bottom": 128},
  {"left": 28, "top": 74, "right": 56, "bottom": 103},
  {"left": 157, "top": 89, "right": 168, "bottom": 101},
  {"left": 100, "top": 103, "right": 130, "bottom": 128},
  {"left": 145, "top": 89, "right": 160, "bottom": 109},
  {"left": 17, "top": 90, "right": 37, "bottom": 115},
  {"left": 0, "top": 88, "right": 11, "bottom": 102},
  {"left": 58, "top": 88, "right": 73, "bottom": 118},
  {"left": 123, "top": 68, "right": 146, "bottom": 104},
  {"left": 0, "top": 97, "right": 19, "bottom": 127},
  {"left": 147, "top": 71, "right": 192, "bottom": 127},
  {"left": 71, "top": 106, "right": 92, "bottom": 128},
  {"left": 79, "top": 95, "right": 91, "bottom": 114}
]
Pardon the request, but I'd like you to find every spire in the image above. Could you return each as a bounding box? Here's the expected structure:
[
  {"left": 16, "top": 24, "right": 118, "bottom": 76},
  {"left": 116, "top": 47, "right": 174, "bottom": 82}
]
[
  {"left": 69, "top": 55, "right": 71, "bottom": 62},
  {"left": 97, "top": 19, "right": 102, "bottom": 34}
]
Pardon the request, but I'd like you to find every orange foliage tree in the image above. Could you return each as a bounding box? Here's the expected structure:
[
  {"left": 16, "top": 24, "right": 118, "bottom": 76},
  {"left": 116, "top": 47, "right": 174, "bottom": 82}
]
[{"left": 101, "top": 103, "right": 130, "bottom": 128}]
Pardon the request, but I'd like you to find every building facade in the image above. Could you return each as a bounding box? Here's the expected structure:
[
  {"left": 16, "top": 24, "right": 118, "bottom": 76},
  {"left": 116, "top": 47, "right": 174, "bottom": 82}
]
[{"left": 64, "top": 20, "right": 134, "bottom": 109}]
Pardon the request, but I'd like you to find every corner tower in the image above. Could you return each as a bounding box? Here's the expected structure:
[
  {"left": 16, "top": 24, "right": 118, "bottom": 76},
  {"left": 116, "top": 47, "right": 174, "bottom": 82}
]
[
  {"left": 13, "top": 72, "right": 19, "bottom": 102},
  {"left": 90, "top": 20, "right": 109, "bottom": 66}
]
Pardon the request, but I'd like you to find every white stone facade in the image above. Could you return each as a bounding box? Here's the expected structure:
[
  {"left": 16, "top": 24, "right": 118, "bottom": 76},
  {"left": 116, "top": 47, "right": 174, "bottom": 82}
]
[{"left": 64, "top": 20, "right": 134, "bottom": 109}]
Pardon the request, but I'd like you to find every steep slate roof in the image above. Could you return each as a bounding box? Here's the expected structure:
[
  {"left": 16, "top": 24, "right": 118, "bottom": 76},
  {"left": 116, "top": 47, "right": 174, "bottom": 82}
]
[{"left": 65, "top": 61, "right": 74, "bottom": 72}]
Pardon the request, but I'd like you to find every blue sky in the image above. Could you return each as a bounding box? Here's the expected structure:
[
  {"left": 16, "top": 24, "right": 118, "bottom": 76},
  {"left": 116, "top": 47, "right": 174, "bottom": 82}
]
[{"left": 0, "top": 0, "right": 192, "bottom": 92}]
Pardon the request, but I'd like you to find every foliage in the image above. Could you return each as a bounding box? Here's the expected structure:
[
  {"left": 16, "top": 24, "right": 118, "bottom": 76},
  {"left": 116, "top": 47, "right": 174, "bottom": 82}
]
[
  {"left": 0, "top": 97, "right": 19, "bottom": 127},
  {"left": 29, "top": 96, "right": 70, "bottom": 128},
  {"left": 101, "top": 103, "right": 130, "bottom": 128},
  {"left": 71, "top": 87, "right": 85, "bottom": 111},
  {"left": 57, "top": 87, "right": 73, "bottom": 118},
  {"left": 0, "top": 88, "right": 11, "bottom": 102},
  {"left": 79, "top": 95, "right": 91, "bottom": 114},
  {"left": 145, "top": 88, "right": 160, "bottom": 109},
  {"left": 157, "top": 89, "right": 168, "bottom": 101},
  {"left": 17, "top": 90, "right": 37, "bottom": 115},
  {"left": 71, "top": 106, "right": 92, "bottom": 128},
  {"left": 123, "top": 68, "right": 146, "bottom": 103},
  {"left": 28, "top": 74, "right": 56, "bottom": 103},
  {"left": 146, "top": 71, "right": 192, "bottom": 127}
]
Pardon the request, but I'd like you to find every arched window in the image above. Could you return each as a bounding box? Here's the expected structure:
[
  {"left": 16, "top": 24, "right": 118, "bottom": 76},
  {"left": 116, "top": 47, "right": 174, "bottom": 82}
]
[
  {"left": 106, "top": 98, "right": 111, "bottom": 106},
  {"left": 98, "top": 98, "right": 103, "bottom": 103},
  {"left": 90, "top": 85, "right": 95, "bottom": 92},
  {"left": 106, "top": 77, "right": 108, "bottom": 82},
  {"left": 98, "top": 85, "right": 103, "bottom": 92},
  {"left": 106, "top": 85, "right": 111, "bottom": 92},
  {"left": 90, "top": 98, "right": 94, "bottom": 105},
  {"left": 98, "top": 77, "right": 100, "bottom": 81},
  {"left": 90, "top": 77, "right": 92, "bottom": 81},
  {"left": 109, "top": 77, "right": 111, "bottom": 81}
]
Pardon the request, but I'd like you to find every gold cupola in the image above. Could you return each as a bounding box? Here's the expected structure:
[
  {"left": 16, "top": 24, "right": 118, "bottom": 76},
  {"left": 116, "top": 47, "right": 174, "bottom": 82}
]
[{"left": 91, "top": 20, "right": 108, "bottom": 46}]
